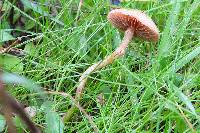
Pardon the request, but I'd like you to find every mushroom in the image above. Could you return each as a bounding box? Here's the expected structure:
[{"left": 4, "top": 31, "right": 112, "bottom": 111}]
[
  {"left": 64, "top": 8, "right": 159, "bottom": 122},
  {"left": 107, "top": 8, "right": 159, "bottom": 56}
]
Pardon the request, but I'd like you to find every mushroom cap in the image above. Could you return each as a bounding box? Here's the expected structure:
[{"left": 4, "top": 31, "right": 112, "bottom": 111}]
[{"left": 107, "top": 9, "right": 159, "bottom": 42}]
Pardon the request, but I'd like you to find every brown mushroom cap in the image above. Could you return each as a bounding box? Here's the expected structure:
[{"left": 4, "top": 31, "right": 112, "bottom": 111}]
[{"left": 107, "top": 9, "right": 159, "bottom": 42}]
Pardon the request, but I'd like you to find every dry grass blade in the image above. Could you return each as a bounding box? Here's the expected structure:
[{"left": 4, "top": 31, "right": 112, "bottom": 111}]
[
  {"left": 177, "top": 103, "right": 196, "bottom": 133},
  {"left": 46, "top": 90, "right": 98, "bottom": 133},
  {"left": 0, "top": 39, "right": 20, "bottom": 54}
]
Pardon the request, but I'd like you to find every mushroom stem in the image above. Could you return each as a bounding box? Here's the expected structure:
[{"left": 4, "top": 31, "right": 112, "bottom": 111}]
[
  {"left": 63, "top": 28, "right": 134, "bottom": 122},
  {"left": 76, "top": 28, "right": 134, "bottom": 99}
]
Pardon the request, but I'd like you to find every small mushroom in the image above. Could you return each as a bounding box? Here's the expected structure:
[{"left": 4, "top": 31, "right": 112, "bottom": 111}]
[
  {"left": 64, "top": 8, "right": 160, "bottom": 122},
  {"left": 107, "top": 8, "right": 159, "bottom": 56}
]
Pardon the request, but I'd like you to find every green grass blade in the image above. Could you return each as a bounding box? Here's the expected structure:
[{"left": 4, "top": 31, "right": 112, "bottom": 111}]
[
  {"left": 158, "top": 0, "right": 181, "bottom": 59},
  {"left": 168, "top": 81, "right": 196, "bottom": 115},
  {"left": 168, "top": 45, "right": 200, "bottom": 73}
]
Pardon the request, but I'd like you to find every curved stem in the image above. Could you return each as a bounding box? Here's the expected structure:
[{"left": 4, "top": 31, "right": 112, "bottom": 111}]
[{"left": 63, "top": 28, "right": 134, "bottom": 122}]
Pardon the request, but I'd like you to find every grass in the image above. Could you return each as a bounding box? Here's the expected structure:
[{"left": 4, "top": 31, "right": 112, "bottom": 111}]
[{"left": 1, "top": 0, "right": 200, "bottom": 132}]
